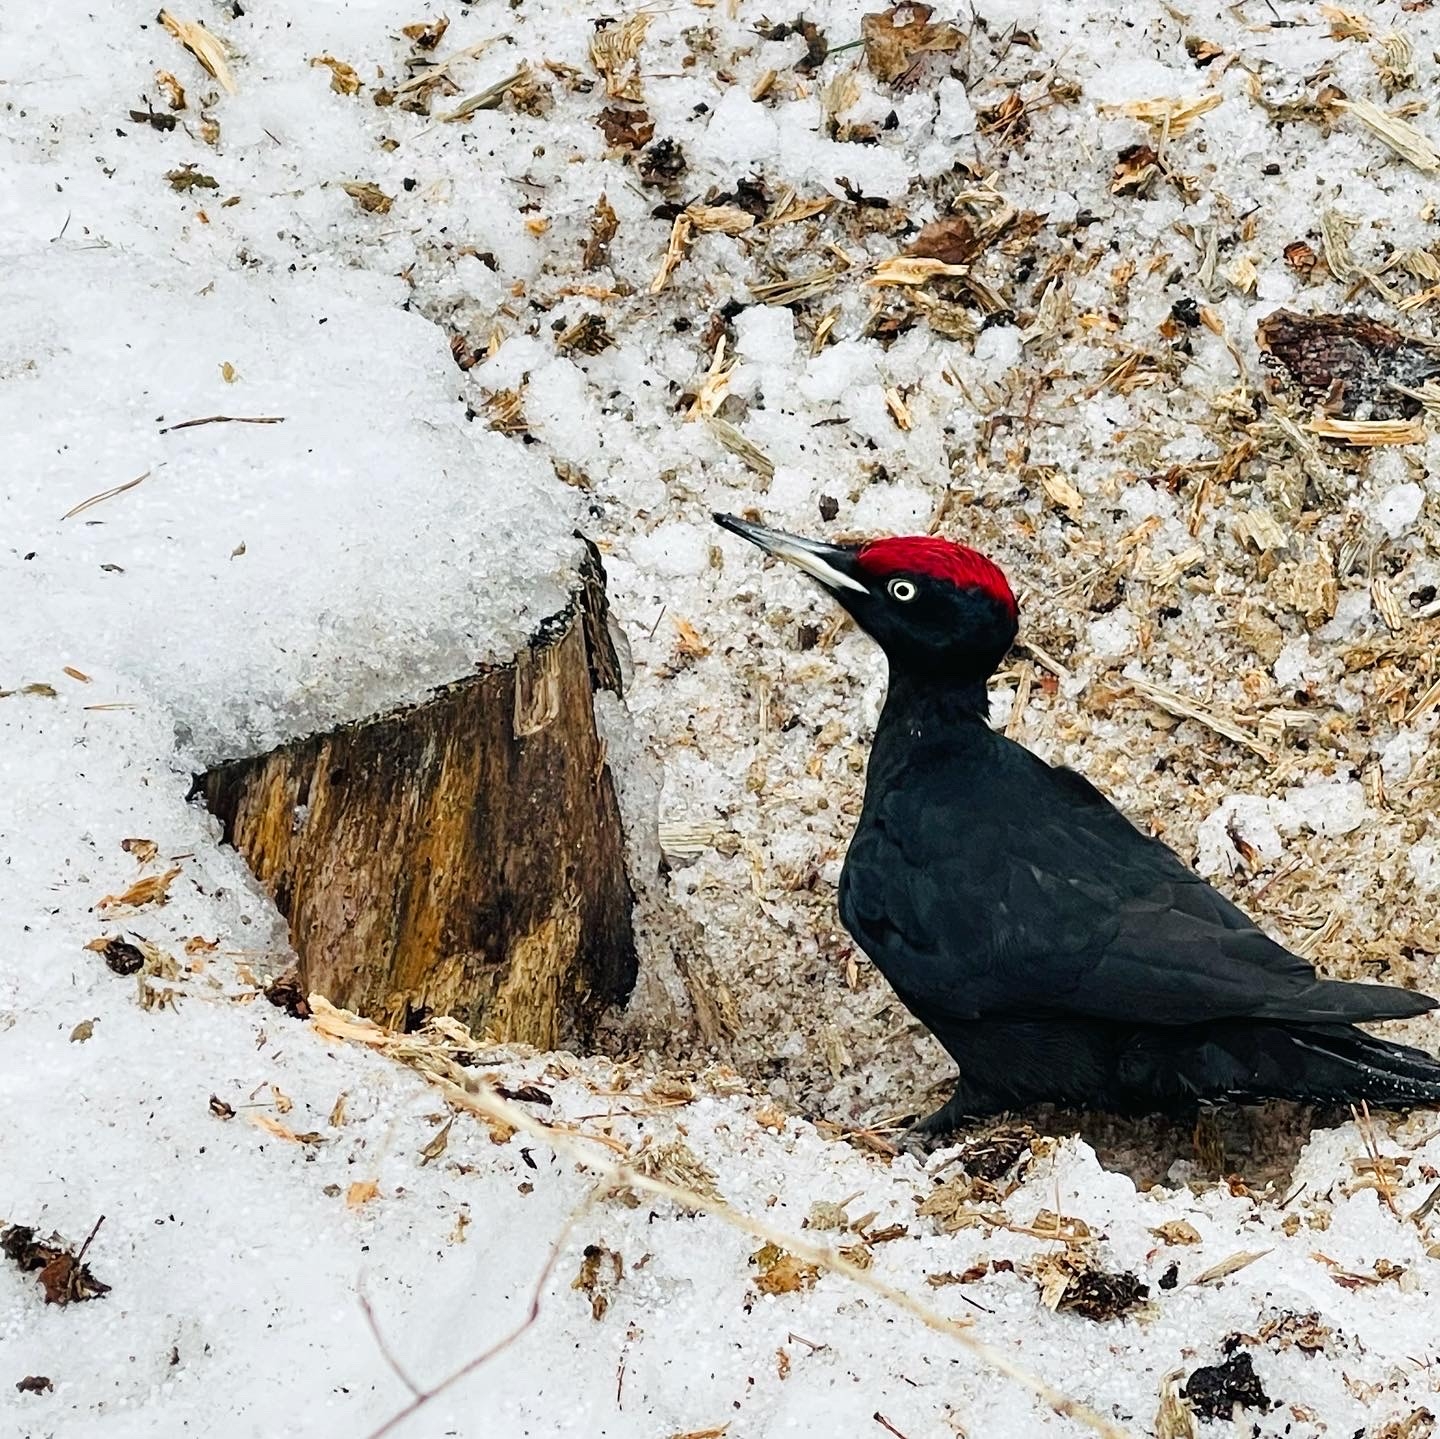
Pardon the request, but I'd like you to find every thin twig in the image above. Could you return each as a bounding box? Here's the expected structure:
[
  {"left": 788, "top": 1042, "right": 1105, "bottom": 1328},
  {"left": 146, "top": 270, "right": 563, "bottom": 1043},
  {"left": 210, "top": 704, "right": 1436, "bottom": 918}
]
[
  {"left": 61, "top": 471, "right": 150, "bottom": 521},
  {"left": 158, "top": 414, "right": 285, "bottom": 434},
  {"left": 74, "top": 1214, "right": 105, "bottom": 1265},
  {"left": 358, "top": 1279, "right": 423, "bottom": 1398},
  {"left": 365, "top": 1181, "right": 598, "bottom": 1439}
]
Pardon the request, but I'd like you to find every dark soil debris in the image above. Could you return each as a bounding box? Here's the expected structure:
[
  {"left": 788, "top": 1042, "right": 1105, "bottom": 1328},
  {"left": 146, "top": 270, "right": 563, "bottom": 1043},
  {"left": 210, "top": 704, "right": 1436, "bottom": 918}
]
[
  {"left": 955, "top": 1126, "right": 1035, "bottom": 1182},
  {"left": 638, "top": 137, "right": 687, "bottom": 192},
  {"left": 1056, "top": 1267, "right": 1148, "bottom": 1321},
  {"left": 89, "top": 936, "right": 144, "bottom": 976},
  {"left": 263, "top": 967, "right": 311, "bottom": 1019},
  {"left": 1182, "top": 1350, "right": 1271, "bottom": 1421}
]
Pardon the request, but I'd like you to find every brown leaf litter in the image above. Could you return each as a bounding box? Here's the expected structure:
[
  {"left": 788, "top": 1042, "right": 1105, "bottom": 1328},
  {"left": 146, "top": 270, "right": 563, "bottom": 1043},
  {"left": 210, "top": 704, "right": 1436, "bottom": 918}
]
[
  {"left": 86, "top": 935, "right": 145, "bottom": 975},
  {"left": 97, "top": 864, "right": 182, "bottom": 911},
  {"left": 573, "top": 1242, "right": 624, "bottom": 1318},
  {"left": 751, "top": 1242, "right": 820, "bottom": 1295},
  {"left": 1258, "top": 310, "right": 1440, "bottom": 420},
  {"left": 861, "top": 4, "right": 964, "bottom": 87},
  {"left": 1, "top": 1218, "right": 110, "bottom": 1306}
]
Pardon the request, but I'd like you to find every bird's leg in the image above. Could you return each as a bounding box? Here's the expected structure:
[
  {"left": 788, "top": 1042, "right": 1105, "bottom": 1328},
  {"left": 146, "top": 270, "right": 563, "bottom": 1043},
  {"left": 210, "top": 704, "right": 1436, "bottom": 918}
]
[
  {"left": 1190, "top": 1106, "right": 1225, "bottom": 1177},
  {"left": 900, "top": 1082, "right": 988, "bottom": 1157}
]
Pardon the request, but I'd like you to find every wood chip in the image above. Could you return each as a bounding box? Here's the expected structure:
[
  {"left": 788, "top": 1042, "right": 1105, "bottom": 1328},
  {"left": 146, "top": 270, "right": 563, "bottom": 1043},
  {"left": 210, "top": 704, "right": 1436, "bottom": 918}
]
[
  {"left": 707, "top": 417, "right": 774, "bottom": 479},
  {"left": 684, "top": 203, "right": 754, "bottom": 235},
  {"left": 868, "top": 256, "right": 969, "bottom": 287},
  {"left": 341, "top": 181, "right": 394, "bottom": 215},
  {"left": 310, "top": 55, "right": 361, "bottom": 95},
  {"left": 1336, "top": 98, "right": 1440, "bottom": 172},
  {"left": 651, "top": 214, "right": 692, "bottom": 295},
  {"left": 1107, "top": 93, "right": 1223, "bottom": 135},
  {"left": 97, "top": 865, "right": 182, "bottom": 912},
  {"left": 1127, "top": 678, "right": 1272, "bottom": 758},
  {"left": 159, "top": 11, "right": 236, "bottom": 95}
]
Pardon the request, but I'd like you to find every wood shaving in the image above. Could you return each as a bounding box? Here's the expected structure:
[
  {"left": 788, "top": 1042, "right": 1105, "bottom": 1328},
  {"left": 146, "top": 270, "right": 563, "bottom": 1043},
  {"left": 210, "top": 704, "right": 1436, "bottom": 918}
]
[{"left": 159, "top": 11, "right": 236, "bottom": 95}]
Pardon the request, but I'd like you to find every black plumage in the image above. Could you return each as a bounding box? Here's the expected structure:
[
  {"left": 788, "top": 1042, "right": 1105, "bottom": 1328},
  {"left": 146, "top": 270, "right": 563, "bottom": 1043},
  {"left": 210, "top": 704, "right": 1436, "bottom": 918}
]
[{"left": 715, "top": 512, "right": 1440, "bottom": 1137}]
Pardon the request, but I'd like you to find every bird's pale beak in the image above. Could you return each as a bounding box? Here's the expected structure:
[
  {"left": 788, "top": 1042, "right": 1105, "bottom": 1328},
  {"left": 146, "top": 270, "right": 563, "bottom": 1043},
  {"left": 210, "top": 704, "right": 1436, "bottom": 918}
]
[{"left": 713, "top": 513, "right": 869, "bottom": 594}]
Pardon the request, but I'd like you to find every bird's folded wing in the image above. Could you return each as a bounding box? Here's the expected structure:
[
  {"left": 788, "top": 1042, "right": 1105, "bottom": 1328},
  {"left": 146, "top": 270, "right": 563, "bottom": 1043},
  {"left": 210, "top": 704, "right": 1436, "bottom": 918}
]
[{"left": 840, "top": 761, "right": 1427, "bottom": 1029}]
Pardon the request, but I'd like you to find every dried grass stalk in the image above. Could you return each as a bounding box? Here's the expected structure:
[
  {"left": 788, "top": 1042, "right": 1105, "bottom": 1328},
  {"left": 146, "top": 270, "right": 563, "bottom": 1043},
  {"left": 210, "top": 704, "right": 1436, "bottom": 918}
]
[
  {"left": 1308, "top": 415, "right": 1427, "bottom": 445},
  {"left": 1105, "top": 94, "right": 1223, "bottom": 135}
]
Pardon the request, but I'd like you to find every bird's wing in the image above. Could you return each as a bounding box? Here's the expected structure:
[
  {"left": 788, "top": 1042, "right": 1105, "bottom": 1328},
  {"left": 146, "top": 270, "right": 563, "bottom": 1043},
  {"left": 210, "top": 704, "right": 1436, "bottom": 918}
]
[{"left": 839, "top": 745, "right": 1424, "bottom": 1028}]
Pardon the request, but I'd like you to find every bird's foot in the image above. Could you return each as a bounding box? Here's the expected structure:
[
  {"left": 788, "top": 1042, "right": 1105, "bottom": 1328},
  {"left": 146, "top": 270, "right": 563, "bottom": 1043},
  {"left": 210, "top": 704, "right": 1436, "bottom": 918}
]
[{"left": 899, "top": 1092, "right": 984, "bottom": 1160}]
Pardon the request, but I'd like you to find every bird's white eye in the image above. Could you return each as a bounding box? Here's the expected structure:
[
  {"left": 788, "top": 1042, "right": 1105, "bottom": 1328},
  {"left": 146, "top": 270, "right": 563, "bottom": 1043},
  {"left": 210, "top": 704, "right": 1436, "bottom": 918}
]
[{"left": 887, "top": 578, "right": 917, "bottom": 602}]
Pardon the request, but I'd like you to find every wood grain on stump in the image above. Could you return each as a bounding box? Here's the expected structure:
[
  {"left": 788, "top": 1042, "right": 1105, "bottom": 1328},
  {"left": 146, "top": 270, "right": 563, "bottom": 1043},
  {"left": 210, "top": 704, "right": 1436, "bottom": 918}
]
[{"left": 199, "top": 542, "right": 636, "bottom": 1047}]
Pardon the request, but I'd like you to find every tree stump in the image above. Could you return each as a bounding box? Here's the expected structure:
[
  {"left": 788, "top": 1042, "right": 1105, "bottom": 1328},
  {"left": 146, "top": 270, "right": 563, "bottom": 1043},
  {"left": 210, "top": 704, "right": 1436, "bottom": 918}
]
[{"left": 198, "top": 542, "right": 636, "bottom": 1048}]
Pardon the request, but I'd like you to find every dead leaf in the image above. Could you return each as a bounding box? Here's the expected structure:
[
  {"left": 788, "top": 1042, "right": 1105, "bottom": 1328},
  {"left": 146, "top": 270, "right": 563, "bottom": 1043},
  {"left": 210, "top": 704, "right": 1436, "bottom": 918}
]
[
  {"left": 589, "top": 13, "right": 650, "bottom": 101},
  {"left": 672, "top": 617, "right": 710, "bottom": 657},
  {"left": 1150, "top": 1219, "right": 1202, "bottom": 1246},
  {"left": 342, "top": 181, "right": 394, "bottom": 214},
  {"left": 86, "top": 936, "right": 145, "bottom": 975},
  {"left": 1112, "top": 144, "right": 1160, "bottom": 196},
  {"left": 751, "top": 1242, "right": 820, "bottom": 1295},
  {"left": 346, "top": 1180, "right": 380, "bottom": 1209},
  {"left": 402, "top": 15, "right": 450, "bottom": 50},
  {"left": 1190, "top": 1249, "right": 1270, "bottom": 1286},
  {"left": 98, "top": 865, "right": 182, "bottom": 911},
  {"left": 209, "top": 1094, "right": 236, "bottom": 1119},
  {"left": 264, "top": 968, "right": 311, "bottom": 1019},
  {"left": 69, "top": 1020, "right": 95, "bottom": 1043},
  {"left": 583, "top": 192, "right": 618, "bottom": 270},
  {"left": 572, "top": 1243, "right": 624, "bottom": 1319},
  {"left": 2, "top": 1221, "right": 110, "bottom": 1306},
  {"left": 158, "top": 10, "right": 237, "bottom": 95},
  {"left": 166, "top": 165, "right": 218, "bottom": 192},
  {"left": 906, "top": 215, "right": 980, "bottom": 265},
  {"left": 310, "top": 54, "right": 361, "bottom": 95},
  {"left": 861, "top": 4, "right": 964, "bottom": 86},
  {"left": 121, "top": 837, "right": 159, "bottom": 864},
  {"left": 420, "top": 1115, "right": 454, "bottom": 1165},
  {"left": 597, "top": 105, "right": 654, "bottom": 149}
]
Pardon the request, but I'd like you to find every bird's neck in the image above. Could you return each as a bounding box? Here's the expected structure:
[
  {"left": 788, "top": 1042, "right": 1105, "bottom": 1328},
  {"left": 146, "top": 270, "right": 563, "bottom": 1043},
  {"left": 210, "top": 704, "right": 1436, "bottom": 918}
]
[{"left": 879, "top": 669, "right": 993, "bottom": 734}]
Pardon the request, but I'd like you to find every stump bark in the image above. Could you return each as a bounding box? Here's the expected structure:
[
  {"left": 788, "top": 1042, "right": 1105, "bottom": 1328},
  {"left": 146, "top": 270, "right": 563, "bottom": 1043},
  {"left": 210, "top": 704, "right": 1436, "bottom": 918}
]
[{"left": 198, "top": 542, "right": 636, "bottom": 1047}]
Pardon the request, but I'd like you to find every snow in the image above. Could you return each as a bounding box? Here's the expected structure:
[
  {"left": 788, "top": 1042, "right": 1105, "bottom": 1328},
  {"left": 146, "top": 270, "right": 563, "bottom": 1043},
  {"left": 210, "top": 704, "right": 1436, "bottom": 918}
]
[{"left": 8, "top": 0, "right": 1440, "bottom": 1434}]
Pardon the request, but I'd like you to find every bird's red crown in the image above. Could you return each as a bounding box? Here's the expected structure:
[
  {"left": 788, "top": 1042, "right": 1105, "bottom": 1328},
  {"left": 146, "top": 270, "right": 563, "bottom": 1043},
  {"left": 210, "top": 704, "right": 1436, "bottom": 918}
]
[{"left": 855, "top": 536, "right": 1018, "bottom": 618}]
